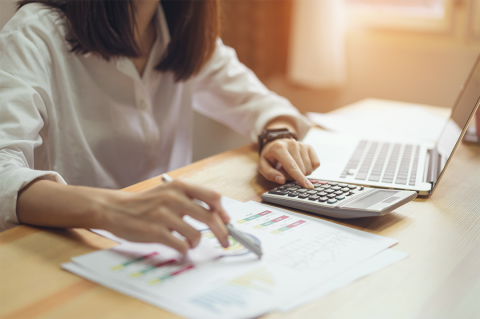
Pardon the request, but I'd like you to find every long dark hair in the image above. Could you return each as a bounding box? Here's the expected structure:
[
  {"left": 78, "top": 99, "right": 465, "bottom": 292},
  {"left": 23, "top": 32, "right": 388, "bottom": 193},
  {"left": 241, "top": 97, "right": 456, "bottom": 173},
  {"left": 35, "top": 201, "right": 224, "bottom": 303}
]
[{"left": 17, "top": 0, "right": 221, "bottom": 81}]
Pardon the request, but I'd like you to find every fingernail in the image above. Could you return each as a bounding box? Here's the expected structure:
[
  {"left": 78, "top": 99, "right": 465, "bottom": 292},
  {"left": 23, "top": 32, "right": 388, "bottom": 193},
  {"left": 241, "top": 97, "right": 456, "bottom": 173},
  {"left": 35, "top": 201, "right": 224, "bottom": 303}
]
[
  {"left": 274, "top": 175, "right": 284, "bottom": 184},
  {"left": 305, "top": 179, "right": 314, "bottom": 189},
  {"left": 223, "top": 239, "right": 230, "bottom": 248}
]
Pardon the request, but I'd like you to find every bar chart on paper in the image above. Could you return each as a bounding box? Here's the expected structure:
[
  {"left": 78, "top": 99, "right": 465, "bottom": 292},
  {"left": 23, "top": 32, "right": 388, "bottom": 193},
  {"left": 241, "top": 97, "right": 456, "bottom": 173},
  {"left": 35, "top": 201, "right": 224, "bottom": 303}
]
[
  {"left": 105, "top": 251, "right": 195, "bottom": 286},
  {"left": 190, "top": 267, "right": 275, "bottom": 313},
  {"left": 235, "top": 209, "right": 309, "bottom": 235}
]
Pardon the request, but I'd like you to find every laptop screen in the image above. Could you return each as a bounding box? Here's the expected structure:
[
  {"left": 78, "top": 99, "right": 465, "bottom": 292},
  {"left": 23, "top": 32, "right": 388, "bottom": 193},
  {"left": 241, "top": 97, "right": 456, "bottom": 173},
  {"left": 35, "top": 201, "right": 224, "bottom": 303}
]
[{"left": 435, "top": 56, "right": 480, "bottom": 180}]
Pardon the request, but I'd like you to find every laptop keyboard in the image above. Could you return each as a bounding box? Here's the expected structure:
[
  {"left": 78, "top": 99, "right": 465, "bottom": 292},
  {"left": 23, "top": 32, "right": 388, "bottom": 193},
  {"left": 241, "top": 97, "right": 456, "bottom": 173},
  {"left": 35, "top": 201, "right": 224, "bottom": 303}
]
[{"left": 340, "top": 141, "right": 420, "bottom": 186}]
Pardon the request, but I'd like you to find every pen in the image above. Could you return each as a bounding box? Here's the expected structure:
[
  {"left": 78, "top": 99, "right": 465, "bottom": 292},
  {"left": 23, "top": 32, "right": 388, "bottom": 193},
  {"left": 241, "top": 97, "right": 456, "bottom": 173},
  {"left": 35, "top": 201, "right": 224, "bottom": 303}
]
[{"left": 161, "top": 174, "right": 263, "bottom": 258}]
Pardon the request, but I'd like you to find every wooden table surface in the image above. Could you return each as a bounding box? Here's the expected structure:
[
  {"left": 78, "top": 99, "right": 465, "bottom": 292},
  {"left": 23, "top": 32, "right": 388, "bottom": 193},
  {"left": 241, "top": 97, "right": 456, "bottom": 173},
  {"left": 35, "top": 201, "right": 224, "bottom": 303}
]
[{"left": 1, "top": 101, "right": 479, "bottom": 319}]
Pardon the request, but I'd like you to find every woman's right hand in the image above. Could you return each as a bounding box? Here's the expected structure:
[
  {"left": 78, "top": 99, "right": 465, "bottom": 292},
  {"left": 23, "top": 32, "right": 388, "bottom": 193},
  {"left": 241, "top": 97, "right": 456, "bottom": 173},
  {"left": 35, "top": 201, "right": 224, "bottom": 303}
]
[
  {"left": 98, "top": 179, "right": 231, "bottom": 254},
  {"left": 17, "top": 178, "right": 230, "bottom": 254}
]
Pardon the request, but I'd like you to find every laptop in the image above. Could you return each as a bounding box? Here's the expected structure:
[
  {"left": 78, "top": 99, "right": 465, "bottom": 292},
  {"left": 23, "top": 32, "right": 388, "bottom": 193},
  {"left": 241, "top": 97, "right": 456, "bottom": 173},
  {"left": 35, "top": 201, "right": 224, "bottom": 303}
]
[{"left": 305, "top": 55, "right": 480, "bottom": 196}]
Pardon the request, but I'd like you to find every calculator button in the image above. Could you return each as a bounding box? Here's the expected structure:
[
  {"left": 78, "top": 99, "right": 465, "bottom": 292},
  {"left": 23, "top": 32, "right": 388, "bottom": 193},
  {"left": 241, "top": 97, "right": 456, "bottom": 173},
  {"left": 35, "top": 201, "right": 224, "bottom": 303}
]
[
  {"left": 322, "top": 185, "right": 331, "bottom": 189},
  {"left": 328, "top": 182, "right": 338, "bottom": 186},
  {"left": 327, "top": 199, "right": 337, "bottom": 204},
  {"left": 331, "top": 186, "right": 341, "bottom": 190},
  {"left": 269, "top": 190, "right": 288, "bottom": 195},
  {"left": 309, "top": 179, "right": 319, "bottom": 184},
  {"left": 318, "top": 192, "right": 327, "bottom": 196},
  {"left": 336, "top": 195, "right": 345, "bottom": 200},
  {"left": 318, "top": 197, "right": 328, "bottom": 202},
  {"left": 327, "top": 194, "right": 336, "bottom": 198},
  {"left": 298, "top": 194, "right": 309, "bottom": 199},
  {"left": 359, "top": 186, "right": 364, "bottom": 191},
  {"left": 307, "top": 190, "right": 317, "bottom": 194},
  {"left": 277, "top": 186, "right": 286, "bottom": 190},
  {"left": 346, "top": 191, "right": 354, "bottom": 196},
  {"left": 348, "top": 185, "right": 357, "bottom": 189},
  {"left": 287, "top": 187, "right": 298, "bottom": 191},
  {"left": 325, "top": 189, "right": 334, "bottom": 193},
  {"left": 334, "top": 191, "right": 343, "bottom": 195},
  {"left": 285, "top": 183, "right": 296, "bottom": 187},
  {"left": 338, "top": 183, "right": 347, "bottom": 187},
  {"left": 318, "top": 180, "right": 329, "bottom": 185},
  {"left": 341, "top": 187, "right": 349, "bottom": 192},
  {"left": 288, "top": 192, "right": 299, "bottom": 197},
  {"left": 309, "top": 195, "right": 320, "bottom": 200},
  {"left": 297, "top": 189, "right": 307, "bottom": 193}
]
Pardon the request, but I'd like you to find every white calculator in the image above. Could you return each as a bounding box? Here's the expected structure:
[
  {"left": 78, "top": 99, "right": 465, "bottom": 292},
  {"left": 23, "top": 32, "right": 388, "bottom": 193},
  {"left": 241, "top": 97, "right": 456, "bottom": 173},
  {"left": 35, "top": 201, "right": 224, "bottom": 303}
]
[{"left": 261, "top": 179, "right": 417, "bottom": 219}]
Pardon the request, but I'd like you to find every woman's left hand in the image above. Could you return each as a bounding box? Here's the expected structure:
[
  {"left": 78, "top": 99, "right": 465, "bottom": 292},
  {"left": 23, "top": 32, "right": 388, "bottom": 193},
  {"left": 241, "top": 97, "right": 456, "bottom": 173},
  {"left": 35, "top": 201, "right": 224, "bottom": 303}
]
[{"left": 258, "top": 138, "right": 320, "bottom": 189}]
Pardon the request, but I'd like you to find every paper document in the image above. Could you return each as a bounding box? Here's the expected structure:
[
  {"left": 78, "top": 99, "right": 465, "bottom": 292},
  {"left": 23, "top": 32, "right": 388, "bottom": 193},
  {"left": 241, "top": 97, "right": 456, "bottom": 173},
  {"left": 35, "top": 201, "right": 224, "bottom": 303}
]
[
  {"left": 64, "top": 201, "right": 398, "bottom": 319},
  {"left": 307, "top": 100, "right": 447, "bottom": 142},
  {"left": 245, "top": 204, "right": 409, "bottom": 312},
  {"left": 279, "top": 249, "right": 408, "bottom": 311}
]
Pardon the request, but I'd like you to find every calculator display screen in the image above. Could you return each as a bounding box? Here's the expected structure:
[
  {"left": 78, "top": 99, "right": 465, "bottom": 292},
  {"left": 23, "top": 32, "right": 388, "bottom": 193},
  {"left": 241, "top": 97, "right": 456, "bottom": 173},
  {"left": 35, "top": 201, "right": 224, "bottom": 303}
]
[{"left": 343, "top": 191, "right": 399, "bottom": 209}]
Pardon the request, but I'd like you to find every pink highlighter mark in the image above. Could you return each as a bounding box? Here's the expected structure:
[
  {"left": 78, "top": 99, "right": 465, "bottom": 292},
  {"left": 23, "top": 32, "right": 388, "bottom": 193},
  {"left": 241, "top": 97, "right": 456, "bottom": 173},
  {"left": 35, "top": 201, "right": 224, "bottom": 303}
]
[
  {"left": 171, "top": 264, "right": 195, "bottom": 276},
  {"left": 286, "top": 220, "right": 307, "bottom": 228},
  {"left": 258, "top": 210, "right": 273, "bottom": 216},
  {"left": 271, "top": 215, "right": 289, "bottom": 223}
]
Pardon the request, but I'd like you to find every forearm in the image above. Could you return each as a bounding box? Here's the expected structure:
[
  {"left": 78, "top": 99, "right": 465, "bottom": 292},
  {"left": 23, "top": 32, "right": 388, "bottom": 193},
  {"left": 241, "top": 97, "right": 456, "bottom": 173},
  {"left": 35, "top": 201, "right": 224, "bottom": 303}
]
[{"left": 16, "top": 179, "right": 108, "bottom": 229}]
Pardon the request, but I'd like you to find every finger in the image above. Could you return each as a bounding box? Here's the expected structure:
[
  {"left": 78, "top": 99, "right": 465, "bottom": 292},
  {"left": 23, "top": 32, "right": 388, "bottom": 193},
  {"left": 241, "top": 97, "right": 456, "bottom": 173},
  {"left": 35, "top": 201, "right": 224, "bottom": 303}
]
[
  {"left": 308, "top": 145, "right": 321, "bottom": 170},
  {"left": 162, "top": 189, "right": 230, "bottom": 248},
  {"left": 157, "top": 229, "right": 190, "bottom": 254},
  {"left": 287, "top": 142, "right": 306, "bottom": 175},
  {"left": 300, "top": 145, "right": 314, "bottom": 176},
  {"left": 184, "top": 202, "right": 229, "bottom": 249},
  {"left": 278, "top": 166, "right": 293, "bottom": 181},
  {"left": 258, "top": 156, "right": 286, "bottom": 184},
  {"left": 162, "top": 213, "right": 202, "bottom": 248},
  {"left": 205, "top": 213, "right": 231, "bottom": 249},
  {"left": 172, "top": 180, "right": 230, "bottom": 223},
  {"left": 269, "top": 148, "right": 313, "bottom": 188},
  {"left": 113, "top": 220, "right": 190, "bottom": 254}
]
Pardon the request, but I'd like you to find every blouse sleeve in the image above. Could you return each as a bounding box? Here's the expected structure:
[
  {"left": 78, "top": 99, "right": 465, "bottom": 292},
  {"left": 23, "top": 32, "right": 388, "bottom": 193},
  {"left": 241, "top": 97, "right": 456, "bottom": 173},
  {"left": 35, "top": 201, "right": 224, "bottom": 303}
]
[
  {"left": 192, "top": 39, "right": 312, "bottom": 142},
  {"left": 0, "top": 15, "right": 66, "bottom": 230}
]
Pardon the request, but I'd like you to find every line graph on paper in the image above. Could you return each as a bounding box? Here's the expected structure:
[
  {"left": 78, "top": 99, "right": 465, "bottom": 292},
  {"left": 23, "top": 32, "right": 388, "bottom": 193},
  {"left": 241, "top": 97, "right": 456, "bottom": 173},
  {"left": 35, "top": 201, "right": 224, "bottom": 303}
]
[{"left": 267, "top": 231, "right": 371, "bottom": 271}]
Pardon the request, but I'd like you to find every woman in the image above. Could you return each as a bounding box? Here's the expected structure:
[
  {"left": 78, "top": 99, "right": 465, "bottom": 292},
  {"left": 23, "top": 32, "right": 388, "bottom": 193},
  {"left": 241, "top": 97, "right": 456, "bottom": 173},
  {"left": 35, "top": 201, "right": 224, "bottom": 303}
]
[{"left": 0, "top": 0, "right": 319, "bottom": 252}]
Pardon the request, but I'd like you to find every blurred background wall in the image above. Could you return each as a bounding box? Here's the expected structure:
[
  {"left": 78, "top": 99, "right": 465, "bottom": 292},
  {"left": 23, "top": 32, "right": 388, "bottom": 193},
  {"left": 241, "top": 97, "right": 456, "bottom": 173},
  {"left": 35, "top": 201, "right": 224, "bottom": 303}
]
[{"left": 1, "top": 0, "right": 479, "bottom": 162}]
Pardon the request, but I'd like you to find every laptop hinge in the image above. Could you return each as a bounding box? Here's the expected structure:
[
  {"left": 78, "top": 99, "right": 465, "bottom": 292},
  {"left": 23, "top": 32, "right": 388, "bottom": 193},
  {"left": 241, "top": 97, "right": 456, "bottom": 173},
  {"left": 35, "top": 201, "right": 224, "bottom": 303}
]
[{"left": 426, "top": 148, "right": 441, "bottom": 190}]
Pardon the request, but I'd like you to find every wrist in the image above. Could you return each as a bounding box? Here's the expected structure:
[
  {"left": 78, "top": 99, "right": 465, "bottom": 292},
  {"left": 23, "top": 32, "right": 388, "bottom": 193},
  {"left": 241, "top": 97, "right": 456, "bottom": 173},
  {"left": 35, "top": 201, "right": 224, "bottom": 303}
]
[
  {"left": 81, "top": 187, "right": 123, "bottom": 230},
  {"left": 265, "top": 116, "right": 298, "bottom": 135},
  {"left": 258, "top": 128, "right": 298, "bottom": 155}
]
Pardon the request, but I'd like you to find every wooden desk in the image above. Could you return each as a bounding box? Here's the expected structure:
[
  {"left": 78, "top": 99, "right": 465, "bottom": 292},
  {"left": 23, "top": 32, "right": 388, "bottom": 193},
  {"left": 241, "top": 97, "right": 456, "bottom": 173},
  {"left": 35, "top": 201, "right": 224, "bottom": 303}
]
[{"left": 1, "top": 101, "right": 480, "bottom": 319}]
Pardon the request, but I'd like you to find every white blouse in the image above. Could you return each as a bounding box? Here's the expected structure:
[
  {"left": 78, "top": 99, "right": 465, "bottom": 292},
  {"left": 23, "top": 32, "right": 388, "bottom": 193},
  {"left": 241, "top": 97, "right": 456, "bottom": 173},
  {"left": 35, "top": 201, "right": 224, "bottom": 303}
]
[{"left": 0, "top": 4, "right": 311, "bottom": 230}]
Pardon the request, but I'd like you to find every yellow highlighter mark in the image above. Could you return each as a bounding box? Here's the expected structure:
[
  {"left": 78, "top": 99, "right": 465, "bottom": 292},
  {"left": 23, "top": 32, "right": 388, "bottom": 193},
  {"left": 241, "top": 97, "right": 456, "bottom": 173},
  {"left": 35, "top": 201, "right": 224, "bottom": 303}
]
[{"left": 110, "top": 265, "right": 125, "bottom": 271}]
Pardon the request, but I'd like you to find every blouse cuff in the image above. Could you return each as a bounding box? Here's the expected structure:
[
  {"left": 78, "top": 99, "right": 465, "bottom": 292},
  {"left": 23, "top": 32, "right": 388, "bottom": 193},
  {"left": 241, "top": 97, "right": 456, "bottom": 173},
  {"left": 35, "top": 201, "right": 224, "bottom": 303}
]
[{"left": 0, "top": 167, "right": 66, "bottom": 230}]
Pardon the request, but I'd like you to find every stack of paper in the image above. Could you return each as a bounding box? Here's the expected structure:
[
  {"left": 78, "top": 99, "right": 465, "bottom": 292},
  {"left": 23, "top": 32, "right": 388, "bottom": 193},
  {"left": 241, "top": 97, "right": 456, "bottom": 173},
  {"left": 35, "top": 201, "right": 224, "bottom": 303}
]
[
  {"left": 63, "top": 200, "right": 407, "bottom": 319},
  {"left": 307, "top": 100, "right": 447, "bottom": 142}
]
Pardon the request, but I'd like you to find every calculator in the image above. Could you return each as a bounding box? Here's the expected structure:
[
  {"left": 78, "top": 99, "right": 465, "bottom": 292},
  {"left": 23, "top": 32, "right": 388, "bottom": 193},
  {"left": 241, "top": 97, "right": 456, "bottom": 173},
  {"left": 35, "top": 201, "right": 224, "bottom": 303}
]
[{"left": 261, "top": 179, "right": 417, "bottom": 219}]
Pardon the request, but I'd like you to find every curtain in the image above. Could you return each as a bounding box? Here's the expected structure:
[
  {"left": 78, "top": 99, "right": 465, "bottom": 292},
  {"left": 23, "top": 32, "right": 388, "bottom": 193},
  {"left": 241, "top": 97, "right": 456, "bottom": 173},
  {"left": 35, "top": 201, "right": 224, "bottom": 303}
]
[{"left": 288, "top": 0, "right": 347, "bottom": 89}]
